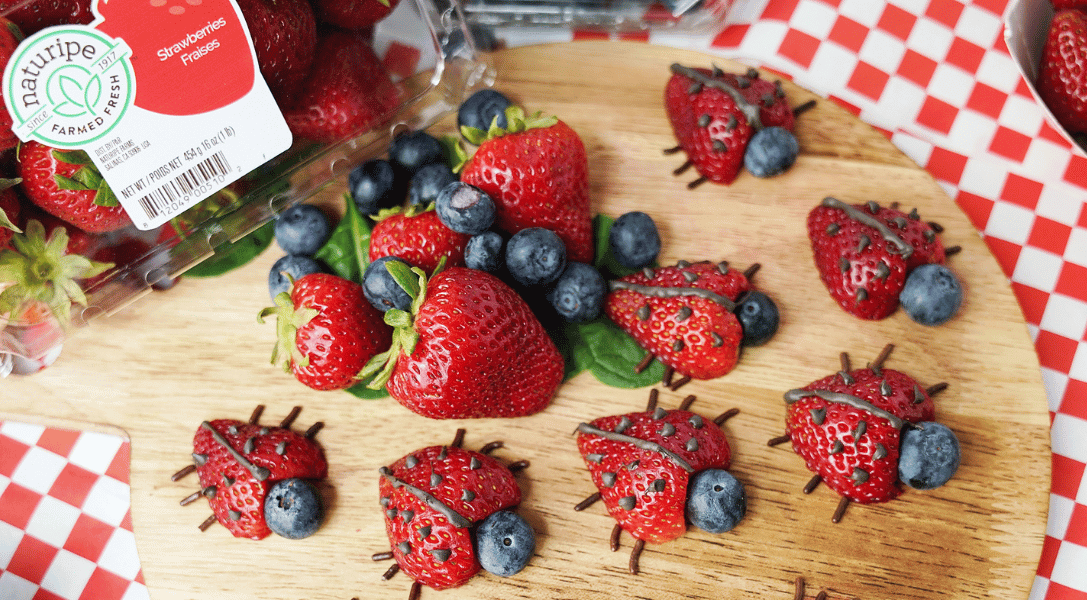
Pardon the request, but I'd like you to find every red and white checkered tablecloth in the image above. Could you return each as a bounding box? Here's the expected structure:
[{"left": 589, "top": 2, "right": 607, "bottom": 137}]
[{"left": 2, "top": 1, "right": 1085, "bottom": 599}]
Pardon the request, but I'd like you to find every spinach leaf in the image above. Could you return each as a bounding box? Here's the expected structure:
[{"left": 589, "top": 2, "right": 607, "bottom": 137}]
[
  {"left": 185, "top": 220, "right": 275, "bottom": 278},
  {"left": 314, "top": 194, "right": 372, "bottom": 283}
]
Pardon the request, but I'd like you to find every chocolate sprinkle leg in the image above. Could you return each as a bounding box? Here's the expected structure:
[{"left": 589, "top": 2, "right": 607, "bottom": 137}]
[
  {"left": 507, "top": 460, "right": 530, "bottom": 473},
  {"left": 479, "top": 441, "right": 504, "bottom": 455},
  {"left": 280, "top": 406, "right": 302, "bottom": 429},
  {"left": 629, "top": 538, "right": 646, "bottom": 575},
  {"left": 815, "top": 591, "right": 828, "bottom": 600},
  {"left": 678, "top": 394, "right": 696, "bottom": 411},
  {"left": 803, "top": 474, "right": 822, "bottom": 494},
  {"left": 634, "top": 352, "right": 655, "bottom": 374},
  {"left": 713, "top": 408, "right": 740, "bottom": 426},
  {"left": 792, "top": 98, "right": 817, "bottom": 117},
  {"left": 575, "top": 491, "right": 602, "bottom": 511},
  {"left": 743, "top": 263, "right": 761, "bottom": 280},
  {"left": 927, "top": 382, "right": 949, "bottom": 396},
  {"left": 382, "top": 563, "right": 400, "bottom": 580},
  {"left": 669, "top": 375, "right": 692, "bottom": 391},
  {"left": 768, "top": 433, "right": 791, "bottom": 447},
  {"left": 646, "top": 388, "right": 659, "bottom": 411},
  {"left": 407, "top": 580, "right": 421, "bottom": 600},
  {"left": 663, "top": 145, "right": 682, "bottom": 155},
  {"left": 832, "top": 496, "right": 851, "bottom": 523},
  {"left": 171, "top": 464, "right": 196, "bottom": 482},
  {"left": 304, "top": 422, "right": 324, "bottom": 439},
  {"left": 869, "top": 343, "right": 894, "bottom": 371},
  {"left": 673, "top": 160, "right": 693, "bottom": 175},
  {"left": 372, "top": 551, "right": 394, "bottom": 561},
  {"left": 793, "top": 576, "right": 806, "bottom": 600},
  {"left": 180, "top": 491, "right": 201, "bottom": 506},
  {"left": 840, "top": 352, "right": 851, "bottom": 372},
  {"left": 610, "top": 523, "right": 623, "bottom": 551},
  {"left": 662, "top": 366, "right": 675, "bottom": 388},
  {"left": 198, "top": 514, "right": 217, "bottom": 531},
  {"left": 450, "top": 428, "right": 466, "bottom": 449},
  {"left": 248, "top": 405, "right": 264, "bottom": 425},
  {"left": 687, "top": 176, "right": 708, "bottom": 190}
]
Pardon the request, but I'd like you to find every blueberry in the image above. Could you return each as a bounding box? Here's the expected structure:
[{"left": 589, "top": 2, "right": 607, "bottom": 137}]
[
  {"left": 734, "top": 290, "right": 779, "bottom": 346},
  {"left": 899, "top": 264, "right": 963, "bottom": 326},
  {"left": 505, "top": 227, "right": 567, "bottom": 287},
  {"left": 898, "top": 422, "right": 961, "bottom": 490},
  {"left": 465, "top": 231, "right": 504, "bottom": 273},
  {"left": 685, "top": 469, "right": 746, "bottom": 534},
  {"left": 408, "top": 163, "right": 458, "bottom": 207},
  {"left": 264, "top": 478, "right": 324, "bottom": 540},
  {"left": 435, "top": 182, "right": 496, "bottom": 235},
  {"left": 268, "top": 254, "right": 325, "bottom": 300},
  {"left": 363, "top": 256, "right": 413, "bottom": 312},
  {"left": 474, "top": 510, "right": 535, "bottom": 577},
  {"left": 608, "top": 211, "right": 660, "bottom": 270},
  {"left": 546, "top": 262, "right": 606, "bottom": 322},
  {"left": 349, "top": 159, "right": 403, "bottom": 216},
  {"left": 388, "top": 130, "right": 445, "bottom": 178},
  {"left": 274, "top": 204, "right": 331, "bottom": 256},
  {"left": 743, "top": 126, "right": 799, "bottom": 178},
  {"left": 458, "top": 89, "right": 511, "bottom": 132}
]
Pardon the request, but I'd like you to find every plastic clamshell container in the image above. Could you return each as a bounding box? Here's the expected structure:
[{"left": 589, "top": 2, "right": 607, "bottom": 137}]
[
  {"left": 0, "top": 0, "right": 493, "bottom": 370},
  {"left": 1004, "top": 0, "right": 1086, "bottom": 154},
  {"left": 460, "top": 0, "right": 731, "bottom": 34}
]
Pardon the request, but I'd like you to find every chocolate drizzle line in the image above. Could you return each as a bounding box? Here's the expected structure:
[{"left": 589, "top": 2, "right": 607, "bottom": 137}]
[
  {"left": 378, "top": 467, "right": 471, "bottom": 528},
  {"left": 610, "top": 280, "right": 738, "bottom": 311},
  {"left": 821, "top": 197, "right": 913, "bottom": 259},
  {"left": 783, "top": 389, "right": 905, "bottom": 430},
  {"left": 576, "top": 423, "right": 694, "bottom": 473},
  {"left": 200, "top": 421, "right": 271, "bottom": 482},
  {"left": 670, "top": 63, "right": 763, "bottom": 129}
]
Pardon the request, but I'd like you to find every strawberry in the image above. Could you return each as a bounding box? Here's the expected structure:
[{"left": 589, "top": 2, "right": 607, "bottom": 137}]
[
  {"left": 664, "top": 63, "right": 761, "bottom": 187},
  {"left": 282, "top": 29, "right": 402, "bottom": 144},
  {"left": 259, "top": 272, "right": 392, "bottom": 391},
  {"left": 771, "top": 345, "right": 951, "bottom": 522},
  {"left": 235, "top": 0, "right": 317, "bottom": 104},
  {"left": 313, "top": 0, "right": 398, "bottom": 29},
  {"left": 807, "top": 196, "right": 947, "bottom": 320},
  {"left": 17, "top": 141, "right": 132, "bottom": 234},
  {"left": 604, "top": 260, "right": 753, "bottom": 380},
  {"left": 0, "top": 179, "right": 21, "bottom": 250},
  {"left": 172, "top": 405, "right": 328, "bottom": 540},
  {"left": 0, "top": 0, "right": 91, "bottom": 35},
  {"left": 368, "top": 204, "right": 470, "bottom": 273},
  {"left": 720, "top": 67, "right": 795, "bottom": 131},
  {"left": 1039, "top": 9, "right": 1087, "bottom": 135},
  {"left": 1053, "top": 0, "right": 1087, "bottom": 9},
  {"left": 458, "top": 106, "right": 594, "bottom": 264},
  {"left": 573, "top": 390, "right": 743, "bottom": 574},
  {"left": 0, "top": 17, "right": 24, "bottom": 153},
  {"left": 374, "top": 429, "right": 531, "bottom": 593},
  {"left": 363, "top": 264, "right": 563, "bottom": 419}
]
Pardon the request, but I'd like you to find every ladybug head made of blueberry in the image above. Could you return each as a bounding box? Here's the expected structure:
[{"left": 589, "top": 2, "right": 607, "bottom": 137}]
[
  {"left": 370, "top": 428, "right": 535, "bottom": 600},
  {"left": 172, "top": 405, "right": 329, "bottom": 541},
  {"left": 573, "top": 388, "right": 747, "bottom": 575}
]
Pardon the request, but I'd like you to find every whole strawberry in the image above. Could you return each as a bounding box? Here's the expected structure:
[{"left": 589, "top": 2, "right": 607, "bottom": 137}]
[
  {"left": 314, "top": 0, "right": 398, "bottom": 29},
  {"left": 0, "top": 18, "right": 23, "bottom": 153},
  {"left": 283, "top": 29, "right": 402, "bottom": 144},
  {"left": 770, "top": 345, "right": 960, "bottom": 522},
  {"left": 574, "top": 390, "right": 744, "bottom": 574},
  {"left": 235, "top": 0, "right": 317, "bottom": 104},
  {"left": 259, "top": 272, "right": 392, "bottom": 391},
  {"left": 458, "top": 106, "right": 594, "bottom": 264},
  {"left": 172, "top": 405, "right": 328, "bottom": 540},
  {"left": 373, "top": 429, "right": 534, "bottom": 595},
  {"left": 605, "top": 260, "right": 769, "bottom": 381},
  {"left": 1039, "top": 8, "right": 1087, "bottom": 135},
  {"left": 807, "top": 196, "right": 956, "bottom": 320},
  {"left": 363, "top": 263, "right": 563, "bottom": 419},
  {"left": 17, "top": 142, "right": 132, "bottom": 234},
  {"left": 368, "top": 204, "right": 470, "bottom": 273}
]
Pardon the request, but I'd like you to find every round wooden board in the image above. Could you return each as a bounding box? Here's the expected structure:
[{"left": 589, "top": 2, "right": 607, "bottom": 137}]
[{"left": 2, "top": 41, "right": 1050, "bottom": 600}]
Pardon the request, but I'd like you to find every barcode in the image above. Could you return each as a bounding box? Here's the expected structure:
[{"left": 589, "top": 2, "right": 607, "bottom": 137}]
[{"left": 136, "top": 152, "right": 231, "bottom": 220}]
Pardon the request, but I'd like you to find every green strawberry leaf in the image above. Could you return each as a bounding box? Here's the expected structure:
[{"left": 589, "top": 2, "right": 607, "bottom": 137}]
[
  {"left": 53, "top": 173, "right": 93, "bottom": 192},
  {"left": 52, "top": 149, "right": 94, "bottom": 166},
  {"left": 185, "top": 220, "right": 275, "bottom": 277},
  {"left": 94, "top": 177, "right": 119, "bottom": 207},
  {"left": 314, "top": 194, "right": 371, "bottom": 283},
  {"left": 344, "top": 376, "right": 390, "bottom": 398},
  {"left": 0, "top": 206, "right": 20, "bottom": 233}
]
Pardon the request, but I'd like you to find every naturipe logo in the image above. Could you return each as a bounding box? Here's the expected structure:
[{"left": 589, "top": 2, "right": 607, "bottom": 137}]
[{"left": 3, "top": 26, "right": 135, "bottom": 149}]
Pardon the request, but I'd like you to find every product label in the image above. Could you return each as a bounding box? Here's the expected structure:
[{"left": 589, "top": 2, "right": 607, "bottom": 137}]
[{"left": 2, "top": 0, "right": 293, "bottom": 230}]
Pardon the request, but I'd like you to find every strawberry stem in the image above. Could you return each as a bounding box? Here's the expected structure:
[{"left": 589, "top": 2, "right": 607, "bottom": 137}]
[{"left": 257, "top": 287, "right": 319, "bottom": 373}]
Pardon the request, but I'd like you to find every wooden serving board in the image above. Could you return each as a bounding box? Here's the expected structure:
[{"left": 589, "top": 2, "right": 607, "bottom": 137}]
[{"left": 2, "top": 42, "right": 1050, "bottom": 600}]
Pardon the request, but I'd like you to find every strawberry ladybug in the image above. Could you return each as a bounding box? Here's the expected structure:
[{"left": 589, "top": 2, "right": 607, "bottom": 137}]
[
  {"left": 769, "top": 344, "right": 961, "bottom": 522},
  {"left": 604, "top": 259, "right": 780, "bottom": 383},
  {"left": 807, "top": 196, "right": 964, "bottom": 324},
  {"left": 171, "top": 405, "right": 329, "bottom": 540},
  {"left": 664, "top": 64, "right": 810, "bottom": 187},
  {"left": 371, "top": 429, "right": 535, "bottom": 599},
  {"left": 573, "top": 389, "right": 746, "bottom": 574}
]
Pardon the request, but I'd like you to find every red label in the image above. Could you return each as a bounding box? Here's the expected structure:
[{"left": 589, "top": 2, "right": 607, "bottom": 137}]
[{"left": 94, "top": 0, "right": 255, "bottom": 116}]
